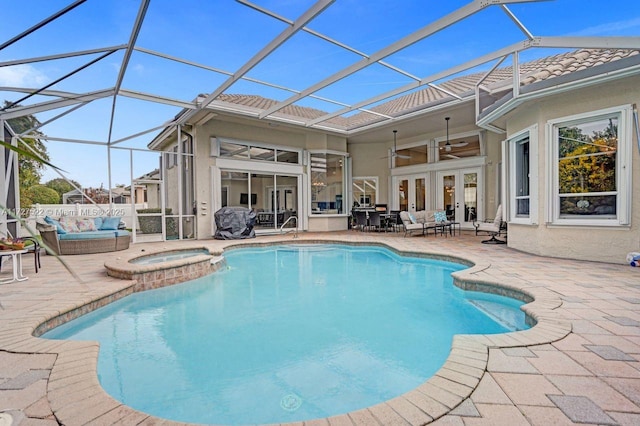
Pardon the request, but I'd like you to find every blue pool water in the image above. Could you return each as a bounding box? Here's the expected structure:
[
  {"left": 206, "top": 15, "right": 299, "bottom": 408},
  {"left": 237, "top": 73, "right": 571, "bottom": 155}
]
[{"left": 43, "top": 244, "right": 528, "bottom": 425}]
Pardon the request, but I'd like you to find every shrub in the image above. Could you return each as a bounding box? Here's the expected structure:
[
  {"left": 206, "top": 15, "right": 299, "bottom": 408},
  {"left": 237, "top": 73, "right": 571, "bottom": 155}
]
[
  {"left": 27, "top": 185, "right": 59, "bottom": 204},
  {"left": 136, "top": 208, "right": 176, "bottom": 236}
]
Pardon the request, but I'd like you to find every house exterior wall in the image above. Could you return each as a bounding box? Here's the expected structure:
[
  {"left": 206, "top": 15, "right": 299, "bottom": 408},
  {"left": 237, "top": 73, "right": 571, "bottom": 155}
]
[
  {"left": 191, "top": 117, "right": 349, "bottom": 237},
  {"left": 504, "top": 74, "right": 640, "bottom": 263},
  {"left": 348, "top": 141, "right": 389, "bottom": 205}
]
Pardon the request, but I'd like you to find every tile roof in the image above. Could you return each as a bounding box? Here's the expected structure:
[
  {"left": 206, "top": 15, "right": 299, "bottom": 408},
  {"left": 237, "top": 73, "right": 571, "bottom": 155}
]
[{"left": 210, "top": 49, "right": 639, "bottom": 132}]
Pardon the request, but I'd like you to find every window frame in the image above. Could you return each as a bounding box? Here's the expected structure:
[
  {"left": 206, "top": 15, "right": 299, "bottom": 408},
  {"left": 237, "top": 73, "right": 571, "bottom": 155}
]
[
  {"left": 211, "top": 137, "right": 302, "bottom": 164},
  {"left": 351, "top": 176, "right": 379, "bottom": 207},
  {"left": 507, "top": 125, "right": 538, "bottom": 225},
  {"left": 308, "top": 150, "right": 349, "bottom": 216},
  {"left": 546, "top": 105, "right": 632, "bottom": 227}
]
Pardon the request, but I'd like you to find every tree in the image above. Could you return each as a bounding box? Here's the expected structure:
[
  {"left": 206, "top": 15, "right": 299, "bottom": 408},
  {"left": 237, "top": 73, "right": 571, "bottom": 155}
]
[
  {"left": 26, "top": 185, "right": 59, "bottom": 204},
  {"left": 45, "top": 178, "right": 81, "bottom": 203},
  {"left": 4, "top": 101, "right": 51, "bottom": 199}
]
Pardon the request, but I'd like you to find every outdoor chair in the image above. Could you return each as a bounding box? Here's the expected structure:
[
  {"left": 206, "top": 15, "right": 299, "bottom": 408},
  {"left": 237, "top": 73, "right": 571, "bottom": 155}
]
[
  {"left": 368, "top": 211, "right": 383, "bottom": 232},
  {"left": 473, "top": 204, "right": 507, "bottom": 244},
  {"left": 387, "top": 210, "right": 402, "bottom": 232},
  {"left": 399, "top": 211, "right": 425, "bottom": 237},
  {"left": 354, "top": 210, "right": 368, "bottom": 231}
]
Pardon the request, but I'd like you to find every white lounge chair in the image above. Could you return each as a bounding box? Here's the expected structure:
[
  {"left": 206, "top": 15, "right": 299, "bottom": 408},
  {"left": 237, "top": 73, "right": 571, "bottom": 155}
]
[{"left": 473, "top": 204, "right": 507, "bottom": 244}]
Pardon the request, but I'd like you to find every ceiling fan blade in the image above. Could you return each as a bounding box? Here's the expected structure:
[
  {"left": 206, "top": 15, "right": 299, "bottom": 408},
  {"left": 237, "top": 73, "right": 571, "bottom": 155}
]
[
  {"left": 396, "top": 153, "right": 411, "bottom": 159},
  {"left": 450, "top": 141, "right": 469, "bottom": 148}
]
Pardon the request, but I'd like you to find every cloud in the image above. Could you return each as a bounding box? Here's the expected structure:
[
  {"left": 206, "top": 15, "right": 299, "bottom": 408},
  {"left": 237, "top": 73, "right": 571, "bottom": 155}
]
[
  {"left": 568, "top": 17, "right": 640, "bottom": 36},
  {"left": 0, "top": 63, "right": 48, "bottom": 86}
]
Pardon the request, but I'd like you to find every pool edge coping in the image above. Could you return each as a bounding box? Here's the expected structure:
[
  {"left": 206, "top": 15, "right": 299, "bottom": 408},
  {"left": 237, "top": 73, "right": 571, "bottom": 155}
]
[{"left": 29, "top": 238, "right": 570, "bottom": 425}]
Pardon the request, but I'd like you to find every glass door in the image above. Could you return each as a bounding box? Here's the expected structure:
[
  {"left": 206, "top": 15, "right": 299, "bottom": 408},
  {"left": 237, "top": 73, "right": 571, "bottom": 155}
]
[
  {"left": 437, "top": 168, "right": 482, "bottom": 227},
  {"left": 396, "top": 174, "right": 427, "bottom": 212}
]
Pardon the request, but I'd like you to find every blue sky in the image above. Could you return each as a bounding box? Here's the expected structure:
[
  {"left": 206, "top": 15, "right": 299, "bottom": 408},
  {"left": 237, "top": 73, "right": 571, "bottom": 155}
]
[{"left": 1, "top": 0, "right": 639, "bottom": 188}]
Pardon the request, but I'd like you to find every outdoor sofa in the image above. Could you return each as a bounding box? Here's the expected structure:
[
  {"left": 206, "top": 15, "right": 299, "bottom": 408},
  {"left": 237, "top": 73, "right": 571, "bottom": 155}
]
[
  {"left": 399, "top": 210, "right": 449, "bottom": 237},
  {"left": 36, "top": 216, "right": 130, "bottom": 255}
]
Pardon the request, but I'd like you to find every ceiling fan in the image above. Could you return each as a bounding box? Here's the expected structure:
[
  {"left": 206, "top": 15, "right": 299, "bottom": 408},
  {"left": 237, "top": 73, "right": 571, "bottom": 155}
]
[
  {"left": 383, "top": 130, "right": 411, "bottom": 159},
  {"left": 441, "top": 117, "right": 469, "bottom": 152}
]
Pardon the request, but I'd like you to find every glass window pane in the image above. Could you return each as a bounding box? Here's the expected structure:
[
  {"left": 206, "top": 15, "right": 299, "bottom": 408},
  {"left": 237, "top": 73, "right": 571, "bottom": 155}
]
[
  {"left": 249, "top": 146, "right": 275, "bottom": 161},
  {"left": 276, "top": 150, "right": 299, "bottom": 164},
  {"left": 558, "top": 117, "right": 617, "bottom": 194},
  {"left": 439, "top": 136, "right": 480, "bottom": 161},
  {"left": 557, "top": 115, "right": 618, "bottom": 218},
  {"left": 396, "top": 145, "right": 428, "bottom": 167},
  {"left": 311, "top": 153, "right": 344, "bottom": 214},
  {"left": 560, "top": 194, "right": 616, "bottom": 216},
  {"left": 219, "top": 141, "right": 249, "bottom": 159},
  {"left": 221, "top": 171, "right": 248, "bottom": 207},
  {"left": 515, "top": 138, "right": 530, "bottom": 217}
]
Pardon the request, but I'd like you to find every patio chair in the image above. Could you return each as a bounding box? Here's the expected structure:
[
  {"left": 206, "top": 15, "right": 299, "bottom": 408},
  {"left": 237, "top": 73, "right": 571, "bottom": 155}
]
[
  {"left": 387, "top": 210, "right": 402, "bottom": 232},
  {"left": 399, "top": 211, "right": 424, "bottom": 237},
  {"left": 354, "top": 210, "right": 368, "bottom": 231},
  {"left": 368, "top": 211, "right": 383, "bottom": 232},
  {"left": 473, "top": 204, "right": 507, "bottom": 244}
]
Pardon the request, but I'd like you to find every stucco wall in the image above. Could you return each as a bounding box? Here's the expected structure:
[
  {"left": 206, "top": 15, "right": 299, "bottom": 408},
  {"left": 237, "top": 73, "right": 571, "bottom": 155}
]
[
  {"left": 348, "top": 142, "right": 389, "bottom": 204},
  {"left": 191, "top": 117, "right": 349, "bottom": 236},
  {"left": 504, "top": 74, "right": 640, "bottom": 263}
]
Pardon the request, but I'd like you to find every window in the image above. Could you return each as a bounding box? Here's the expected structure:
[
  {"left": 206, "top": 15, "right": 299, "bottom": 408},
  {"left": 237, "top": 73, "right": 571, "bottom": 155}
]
[
  {"left": 164, "top": 146, "right": 178, "bottom": 168},
  {"left": 548, "top": 106, "right": 632, "bottom": 226},
  {"left": 352, "top": 177, "right": 377, "bottom": 207},
  {"left": 507, "top": 126, "right": 537, "bottom": 224},
  {"left": 513, "top": 134, "right": 530, "bottom": 217},
  {"left": 310, "top": 152, "right": 347, "bottom": 214},
  {"left": 213, "top": 137, "right": 300, "bottom": 164}
]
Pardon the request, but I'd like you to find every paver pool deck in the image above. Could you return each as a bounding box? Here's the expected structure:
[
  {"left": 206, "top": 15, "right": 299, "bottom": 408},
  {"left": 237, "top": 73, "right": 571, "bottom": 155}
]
[{"left": 1, "top": 231, "right": 639, "bottom": 425}]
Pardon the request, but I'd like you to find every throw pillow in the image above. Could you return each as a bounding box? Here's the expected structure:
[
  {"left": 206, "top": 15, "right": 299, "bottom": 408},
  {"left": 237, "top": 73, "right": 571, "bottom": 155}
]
[
  {"left": 93, "top": 217, "right": 103, "bottom": 229},
  {"left": 44, "top": 216, "right": 66, "bottom": 234},
  {"left": 100, "top": 216, "right": 121, "bottom": 230},
  {"left": 434, "top": 210, "right": 447, "bottom": 223},
  {"left": 76, "top": 218, "right": 98, "bottom": 232},
  {"left": 408, "top": 213, "right": 417, "bottom": 224},
  {"left": 58, "top": 216, "right": 80, "bottom": 233}
]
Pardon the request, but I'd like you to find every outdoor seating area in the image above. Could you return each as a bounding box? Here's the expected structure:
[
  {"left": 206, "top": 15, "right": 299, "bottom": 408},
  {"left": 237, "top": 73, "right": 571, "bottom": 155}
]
[
  {"left": 352, "top": 207, "right": 404, "bottom": 233},
  {"left": 399, "top": 210, "right": 457, "bottom": 238},
  {"left": 35, "top": 216, "right": 130, "bottom": 255}
]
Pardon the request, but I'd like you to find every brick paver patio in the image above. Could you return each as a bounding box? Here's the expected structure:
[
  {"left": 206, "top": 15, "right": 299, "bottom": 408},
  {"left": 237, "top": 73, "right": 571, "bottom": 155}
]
[{"left": 1, "top": 231, "right": 639, "bottom": 425}]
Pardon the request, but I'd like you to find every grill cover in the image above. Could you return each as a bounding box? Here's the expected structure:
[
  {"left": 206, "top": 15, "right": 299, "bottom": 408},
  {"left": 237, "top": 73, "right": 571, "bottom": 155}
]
[{"left": 213, "top": 206, "right": 256, "bottom": 240}]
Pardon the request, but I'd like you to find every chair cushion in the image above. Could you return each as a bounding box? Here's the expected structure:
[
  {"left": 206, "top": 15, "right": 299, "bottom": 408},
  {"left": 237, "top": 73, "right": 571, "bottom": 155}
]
[
  {"left": 434, "top": 211, "right": 447, "bottom": 223},
  {"left": 58, "top": 230, "right": 116, "bottom": 241},
  {"left": 44, "top": 216, "right": 66, "bottom": 234},
  {"left": 58, "top": 217, "right": 80, "bottom": 233},
  {"left": 100, "top": 217, "right": 121, "bottom": 230},
  {"left": 76, "top": 218, "right": 98, "bottom": 232},
  {"left": 114, "top": 230, "right": 130, "bottom": 237}
]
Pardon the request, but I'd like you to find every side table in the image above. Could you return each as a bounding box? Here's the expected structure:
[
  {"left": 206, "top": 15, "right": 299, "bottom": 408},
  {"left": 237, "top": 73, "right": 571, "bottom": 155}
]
[{"left": 0, "top": 249, "right": 29, "bottom": 284}]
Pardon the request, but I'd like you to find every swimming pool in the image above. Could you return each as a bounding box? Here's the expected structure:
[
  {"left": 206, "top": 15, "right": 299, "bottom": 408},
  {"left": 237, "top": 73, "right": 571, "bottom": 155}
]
[{"left": 43, "top": 244, "right": 529, "bottom": 425}]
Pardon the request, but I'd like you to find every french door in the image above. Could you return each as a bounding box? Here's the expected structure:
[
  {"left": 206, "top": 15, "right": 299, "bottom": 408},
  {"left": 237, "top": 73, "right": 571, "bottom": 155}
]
[
  {"left": 396, "top": 174, "right": 427, "bottom": 213},
  {"left": 437, "top": 168, "right": 482, "bottom": 228}
]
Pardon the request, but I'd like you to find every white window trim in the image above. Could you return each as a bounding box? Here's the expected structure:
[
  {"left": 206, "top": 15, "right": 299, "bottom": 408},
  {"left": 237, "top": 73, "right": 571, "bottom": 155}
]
[
  {"left": 546, "top": 104, "right": 632, "bottom": 227},
  {"left": 507, "top": 125, "right": 538, "bottom": 225}
]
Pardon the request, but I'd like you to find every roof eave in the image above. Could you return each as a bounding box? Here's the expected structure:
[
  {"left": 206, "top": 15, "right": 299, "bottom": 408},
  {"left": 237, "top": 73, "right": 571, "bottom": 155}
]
[{"left": 477, "top": 55, "right": 640, "bottom": 130}]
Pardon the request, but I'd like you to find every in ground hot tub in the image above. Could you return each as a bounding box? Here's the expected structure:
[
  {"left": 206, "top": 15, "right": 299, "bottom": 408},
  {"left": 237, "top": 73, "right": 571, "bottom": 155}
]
[{"left": 105, "top": 247, "right": 224, "bottom": 291}]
